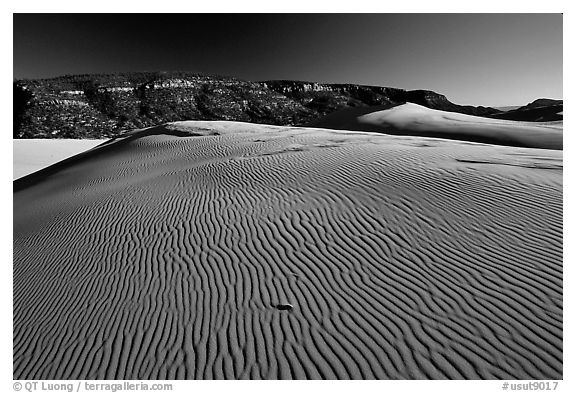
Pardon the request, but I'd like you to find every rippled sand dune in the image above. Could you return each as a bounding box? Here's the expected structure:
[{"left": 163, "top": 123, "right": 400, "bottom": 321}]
[{"left": 13, "top": 121, "right": 562, "bottom": 379}]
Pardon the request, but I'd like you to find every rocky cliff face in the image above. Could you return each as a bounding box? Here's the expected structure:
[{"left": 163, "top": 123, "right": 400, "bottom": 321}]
[
  {"left": 259, "top": 81, "right": 399, "bottom": 116},
  {"left": 14, "top": 73, "right": 315, "bottom": 138},
  {"left": 15, "top": 72, "right": 504, "bottom": 139},
  {"left": 260, "top": 81, "right": 501, "bottom": 117}
]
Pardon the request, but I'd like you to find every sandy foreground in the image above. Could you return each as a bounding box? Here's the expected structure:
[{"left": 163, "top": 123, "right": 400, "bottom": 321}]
[
  {"left": 13, "top": 139, "right": 107, "bottom": 179},
  {"left": 13, "top": 121, "right": 562, "bottom": 379}
]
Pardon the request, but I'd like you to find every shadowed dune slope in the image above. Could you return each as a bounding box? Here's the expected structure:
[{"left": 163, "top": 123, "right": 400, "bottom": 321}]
[
  {"left": 310, "top": 103, "right": 563, "bottom": 150},
  {"left": 14, "top": 121, "right": 562, "bottom": 379}
]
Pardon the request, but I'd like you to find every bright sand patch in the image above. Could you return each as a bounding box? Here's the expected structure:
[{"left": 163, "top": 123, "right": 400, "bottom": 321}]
[
  {"left": 13, "top": 139, "right": 106, "bottom": 179},
  {"left": 312, "top": 103, "right": 563, "bottom": 150},
  {"left": 14, "top": 122, "right": 562, "bottom": 379}
]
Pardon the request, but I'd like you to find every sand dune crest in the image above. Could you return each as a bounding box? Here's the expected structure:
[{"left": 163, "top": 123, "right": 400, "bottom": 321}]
[{"left": 310, "top": 103, "right": 563, "bottom": 150}]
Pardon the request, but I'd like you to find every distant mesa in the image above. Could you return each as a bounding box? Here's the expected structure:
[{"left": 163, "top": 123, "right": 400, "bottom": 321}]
[
  {"left": 14, "top": 72, "right": 561, "bottom": 140},
  {"left": 489, "top": 98, "right": 563, "bottom": 122},
  {"left": 521, "top": 98, "right": 563, "bottom": 109},
  {"left": 260, "top": 80, "right": 501, "bottom": 118}
]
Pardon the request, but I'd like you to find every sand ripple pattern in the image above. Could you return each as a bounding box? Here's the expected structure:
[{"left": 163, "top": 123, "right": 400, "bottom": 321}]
[{"left": 14, "top": 123, "right": 562, "bottom": 379}]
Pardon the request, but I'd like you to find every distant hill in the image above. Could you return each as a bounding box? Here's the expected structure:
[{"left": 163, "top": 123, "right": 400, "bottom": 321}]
[
  {"left": 489, "top": 98, "right": 563, "bottom": 122},
  {"left": 13, "top": 72, "right": 529, "bottom": 139},
  {"left": 521, "top": 98, "right": 563, "bottom": 110}
]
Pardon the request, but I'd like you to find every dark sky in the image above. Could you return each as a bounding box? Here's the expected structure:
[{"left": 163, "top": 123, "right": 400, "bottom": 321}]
[{"left": 13, "top": 13, "right": 562, "bottom": 106}]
